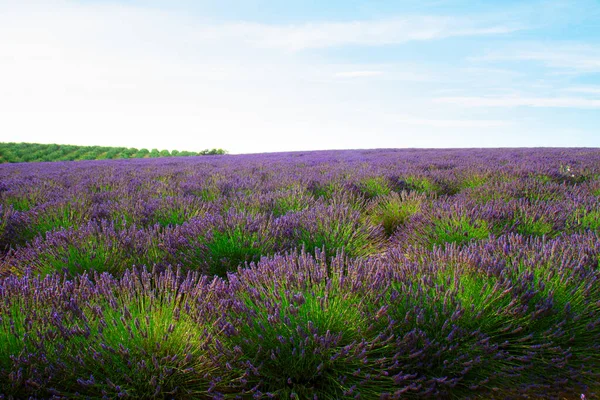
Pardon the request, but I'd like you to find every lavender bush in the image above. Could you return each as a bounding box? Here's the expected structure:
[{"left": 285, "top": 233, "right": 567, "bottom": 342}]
[{"left": 1, "top": 148, "right": 600, "bottom": 398}]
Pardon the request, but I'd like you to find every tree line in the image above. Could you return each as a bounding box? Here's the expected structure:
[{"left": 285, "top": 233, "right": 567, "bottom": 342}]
[{"left": 0, "top": 142, "right": 228, "bottom": 163}]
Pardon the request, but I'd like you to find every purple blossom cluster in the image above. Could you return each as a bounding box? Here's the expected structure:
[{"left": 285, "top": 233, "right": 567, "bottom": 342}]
[{"left": 1, "top": 148, "right": 600, "bottom": 398}]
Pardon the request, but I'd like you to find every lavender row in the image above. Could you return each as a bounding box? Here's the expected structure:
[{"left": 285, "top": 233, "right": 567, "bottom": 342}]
[
  {"left": 1, "top": 232, "right": 599, "bottom": 398},
  {"left": 1, "top": 201, "right": 382, "bottom": 278},
  {"left": 2, "top": 189, "right": 599, "bottom": 278}
]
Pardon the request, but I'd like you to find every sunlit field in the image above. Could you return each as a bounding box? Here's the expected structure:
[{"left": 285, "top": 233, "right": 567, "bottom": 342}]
[{"left": 1, "top": 148, "right": 599, "bottom": 399}]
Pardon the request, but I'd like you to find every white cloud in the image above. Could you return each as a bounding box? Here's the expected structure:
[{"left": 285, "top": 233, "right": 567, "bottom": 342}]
[
  {"left": 564, "top": 86, "right": 600, "bottom": 95},
  {"left": 334, "top": 70, "right": 384, "bottom": 78},
  {"left": 435, "top": 96, "right": 600, "bottom": 109},
  {"left": 218, "top": 18, "right": 522, "bottom": 51},
  {"left": 393, "top": 115, "right": 511, "bottom": 128},
  {"left": 473, "top": 43, "right": 600, "bottom": 73}
]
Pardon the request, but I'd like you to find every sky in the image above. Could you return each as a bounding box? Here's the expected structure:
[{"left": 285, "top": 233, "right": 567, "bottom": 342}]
[{"left": 0, "top": 0, "right": 599, "bottom": 154}]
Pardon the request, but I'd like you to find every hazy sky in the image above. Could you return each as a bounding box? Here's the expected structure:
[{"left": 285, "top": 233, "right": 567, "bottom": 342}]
[{"left": 1, "top": 0, "right": 599, "bottom": 154}]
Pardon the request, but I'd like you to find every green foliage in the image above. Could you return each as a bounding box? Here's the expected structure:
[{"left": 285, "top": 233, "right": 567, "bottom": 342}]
[
  {"left": 149, "top": 149, "right": 160, "bottom": 158},
  {"left": 460, "top": 173, "right": 488, "bottom": 189},
  {"left": 422, "top": 216, "right": 490, "bottom": 249},
  {"left": 205, "top": 228, "right": 269, "bottom": 277},
  {"left": 515, "top": 214, "right": 554, "bottom": 237},
  {"left": 0, "top": 301, "right": 26, "bottom": 374},
  {"left": 0, "top": 270, "right": 223, "bottom": 398},
  {"left": 19, "top": 200, "right": 91, "bottom": 243},
  {"left": 22, "top": 224, "right": 167, "bottom": 278},
  {"left": 3, "top": 195, "right": 34, "bottom": 212},
  {"left": 136, "top": 148, "right": 150, "bottom": 158},
  {"left": 229, "top": 287, "right": 374, "bottom": 398},
  {"left": 150, "top": 198, "right": 205, "bottom": 228},
  {"left": 199, "top": 148, "right": 228, "bottom": 155},
  {"left": 294, "top": 206, "right": 383, "bottom": 258},
  {"left": 0, "top": 206, "right": 13, "bottom": 250},
  {"left": 367, "top": 191, "right": 423, "bottom": 236},
  {"left": 0, "top": 142, "right": 228, "bottom": 163},
  {"left": 58, "top": 279, "right": 219, "bottom": 397},
  {"left": 222, "top": 260, "right": 394, "bottom": 399},
  {"left": 307, "top": 181, "right": 340, "bottom": 200},
  {"left": 579, "top": 210, "right": 600, "bottom": 231},
  {"left": 567, "top": 208, "right": 600, "bottom": 233},
  {"left": 357, "top": 177, "right": 391, "bottom": 199},
  {"left": 404, "top": 175, "right": 439, "bottom": 195},
  {"left": 171, "top": 214, "right": 277, "bottom": 277},
  {"left": 271, "top": 189, "right": 314, "bottom": 217},
  {"left": 197, "top": 187, "right": 220, "bottom": 202}
]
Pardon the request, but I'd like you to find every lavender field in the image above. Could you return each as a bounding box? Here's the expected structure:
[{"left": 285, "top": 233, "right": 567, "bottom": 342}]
[{"left": 1, "top": 148, "right": 599, "bottom": 399}]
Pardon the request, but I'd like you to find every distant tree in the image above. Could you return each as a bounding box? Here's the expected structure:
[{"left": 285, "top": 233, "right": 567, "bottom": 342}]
[
  {"left": 136, "top": 148, "right": 149, "bottom": 158},
  {"left": 47, "top": 149, "right": 62, "bottom": 160},
  {"left": 16, "top": 150, "right": 31, "bottom": 161},
  {"left": 150, "top": 149, "right": 160, "bottom": 158},
  {"left": 199, "top": 148, "right": 228, "bottom": 155},
  {"left": 118, "top": 148, "right": 137, "bottom": 159},
  {"left": 105, "top": 148, "right": 120, "bottom": 159},
  {"left": 171, "top": 149, "right": 179, "bottom": 156},
  {"left": 62, "top": 145, "right": 76, "bottom": 155},
  {"left": 72, "top": 150, "right": 86, "bottom": 160},
  {"left": 159, "top": 149, "right": 171, "bottom": 157}
]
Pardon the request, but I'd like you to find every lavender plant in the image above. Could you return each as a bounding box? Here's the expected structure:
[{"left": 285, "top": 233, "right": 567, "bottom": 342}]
[
  {"left": 6, "top": 221, "right": 168, "bottom": 277},
  {"left": 366, "top": 191, "right": 424, "bottom": 236},
  {"left": 281, "top": 201, "right": 384, "bottom": 258}
]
